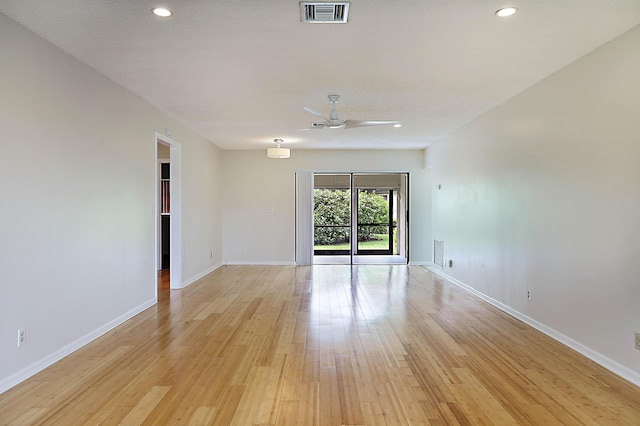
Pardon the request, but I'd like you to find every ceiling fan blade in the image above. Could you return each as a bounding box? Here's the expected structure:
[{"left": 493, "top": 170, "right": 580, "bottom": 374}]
[
  {"left": 343, "top": 120, "right": 400, "bottom": 129},
  {"left": 304, "top": 106, "right": 328, "bottom": 120}
]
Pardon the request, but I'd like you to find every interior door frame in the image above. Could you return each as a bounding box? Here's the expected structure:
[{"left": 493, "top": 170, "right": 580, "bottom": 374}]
[{"left": 155, "top": 132, "right": 182, "bottom": 297}]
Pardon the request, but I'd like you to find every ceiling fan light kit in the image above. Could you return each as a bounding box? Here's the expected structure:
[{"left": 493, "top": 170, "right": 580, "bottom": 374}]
[{"left": 267, "top": 139, "right": 290, "bottom": 159}]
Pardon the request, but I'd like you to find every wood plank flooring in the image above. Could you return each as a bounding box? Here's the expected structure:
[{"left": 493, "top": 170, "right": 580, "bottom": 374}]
[
  {"left": 1, "top": 265, "right": 639, "bottom": 425},
  {"left": 158, "top": 269, "right": 170, "bottom": 289}
]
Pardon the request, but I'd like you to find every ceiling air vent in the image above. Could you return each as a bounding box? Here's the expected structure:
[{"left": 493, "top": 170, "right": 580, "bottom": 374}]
[{"left": 301, "top": 2, "right": 350, "bottom": 23}]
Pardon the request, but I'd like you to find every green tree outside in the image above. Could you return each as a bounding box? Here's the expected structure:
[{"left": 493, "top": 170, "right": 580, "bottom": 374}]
[{"left": 314, "top": 189, "right": 389, "bottom": 246}]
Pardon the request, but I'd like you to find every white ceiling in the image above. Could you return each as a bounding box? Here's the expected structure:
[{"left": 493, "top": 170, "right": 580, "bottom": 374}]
[{"left": 2, "top": 1, "right": 639, "bottom": 151}]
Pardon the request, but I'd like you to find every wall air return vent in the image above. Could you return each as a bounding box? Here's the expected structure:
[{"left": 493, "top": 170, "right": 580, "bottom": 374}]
[
  {"left": 301, "top": 2, "right": 350, "bottom": 23},
  {"left": 434, "top": 240, "right": 444, "bottom": 268}
]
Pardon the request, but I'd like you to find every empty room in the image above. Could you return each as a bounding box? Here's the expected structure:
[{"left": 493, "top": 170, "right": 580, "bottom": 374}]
[{"left": 1, "top": 1, "right": 640, "bottom": 424}]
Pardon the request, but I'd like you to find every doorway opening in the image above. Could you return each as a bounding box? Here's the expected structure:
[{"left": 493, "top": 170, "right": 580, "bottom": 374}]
[
  {"left": 313, "top": 173, "right": 408, "bottom": 265},
  {"left": 155, "top": 132, "right": 182, "bottom": 298},
  {"left": 158, "top": 156, "right": 170, "bottom": 290}
]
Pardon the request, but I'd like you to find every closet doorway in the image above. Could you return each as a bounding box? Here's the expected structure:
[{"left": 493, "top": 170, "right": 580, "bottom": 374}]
[{"left": 313, "top": 173, "right": 408, "bottom": 265}]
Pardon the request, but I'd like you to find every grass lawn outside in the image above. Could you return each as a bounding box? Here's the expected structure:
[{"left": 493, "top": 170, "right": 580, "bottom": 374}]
[{"left": 314, "top": 234, "right": 391, "bottom": 251}]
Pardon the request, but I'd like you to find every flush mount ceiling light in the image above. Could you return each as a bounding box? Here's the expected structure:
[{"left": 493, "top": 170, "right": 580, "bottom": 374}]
[
  {"left": 495, "top": 7, "right": 518, "bottom": 17},
  {"left": 267, "top": 139, "right": 290, "bottom": 159},
  {"left": 152, "top": 7, "right": 173, "bottom": 17}
]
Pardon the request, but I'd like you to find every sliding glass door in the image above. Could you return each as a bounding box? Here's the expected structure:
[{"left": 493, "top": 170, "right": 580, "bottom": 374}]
[{"left": 313, "top": 173, "right": 408, "bottom": 264}]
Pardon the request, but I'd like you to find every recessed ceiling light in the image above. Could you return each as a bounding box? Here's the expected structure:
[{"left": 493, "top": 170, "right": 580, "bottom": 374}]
[
  {"left": 393, "top": 124, "right": 402, "bottom": 128},
  {"left": 152, "top": 7, "right": 173, "bottom": 18},
  {"left": 495, "top": 7, "right": 518, "bottom": 17}
]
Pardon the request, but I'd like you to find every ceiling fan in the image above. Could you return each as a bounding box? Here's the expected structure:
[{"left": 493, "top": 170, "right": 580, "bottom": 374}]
[{"left": 303, "top": 94, "right": 400, "bottom": 130}]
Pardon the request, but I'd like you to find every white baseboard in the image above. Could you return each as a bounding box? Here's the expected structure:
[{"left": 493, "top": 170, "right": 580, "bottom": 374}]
[
  {"left": 0, "top": 298, "right": 156, "bottom": 395},
  {"left": 223, "top": 260, "right": 297, "bottom": 266},
  {"left": 409, "top": 261, "right": 434, "bottom": 266},
  {"left": 181, "top": 262, "right": 223, "bottom": 288},
  {"left": 427, "top": 266, "right": 640, "bottom": 388}
]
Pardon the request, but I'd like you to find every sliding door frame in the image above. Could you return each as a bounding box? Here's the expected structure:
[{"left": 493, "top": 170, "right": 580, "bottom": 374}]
[{"left": 312, "top": 171, "right": 410, "bottom": 264}]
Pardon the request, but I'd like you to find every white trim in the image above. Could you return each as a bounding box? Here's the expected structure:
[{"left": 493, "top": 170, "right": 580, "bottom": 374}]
[
  {"left": 154, "top": 132, "right": 183, "bottom": 290},
  {"left": 295, "top": 171, "right": 314, "bottom": 265},
  {"left": 181, "top": 263, "right": 224, "bottom": 288},
  {"left": 409, "top": 261, "right": 433, "bottom": 266},
  {"left": 0, "top": 298, "right": 156, "bottom": 395},
  {"left": 427, "top": 266, "right": 640, "bottom": 388},
  {"left": 154, "top": 142, "right": 159, "bottom": 301},
  {"left": 306, "top": 169, "right": 411, "bottom": 174},
  {"left": 223, "top": 260, "right": 297, "bottom": 266},
  {"left": 168, "top": 143, "right": 182, "bottom": 289}
]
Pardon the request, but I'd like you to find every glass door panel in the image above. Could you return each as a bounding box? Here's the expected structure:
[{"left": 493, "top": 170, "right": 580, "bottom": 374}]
[
  {"left": 313, "top": 187, "right": 351, "bottom": 255},
  {"left": 356, "top": 189, "right": 397, "bottom": 255}
]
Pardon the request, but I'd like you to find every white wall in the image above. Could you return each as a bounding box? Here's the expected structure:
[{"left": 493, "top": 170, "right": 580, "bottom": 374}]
[
  {"left": 0, "top": 14, "right": 222, "bottom": 391},
  {"left": 221, "top": 149, "right": 432, "bottom": 265},
  {"left": 182, "top": 138, "right": 223, "bottom": 283},
  {"left": 429, "top": 25, "right": 640, "bottom": 383}
]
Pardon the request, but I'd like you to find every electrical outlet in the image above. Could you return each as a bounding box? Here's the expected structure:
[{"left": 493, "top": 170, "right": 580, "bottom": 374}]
[
  {"left": 527, "top": 290, "right": 532, "bottom": 301},
  {"left": 635, "top": 332, "right": 640, "bottom": 350},
  {"left": 17, "top": 329, "right": 25, "bottom": 347}
]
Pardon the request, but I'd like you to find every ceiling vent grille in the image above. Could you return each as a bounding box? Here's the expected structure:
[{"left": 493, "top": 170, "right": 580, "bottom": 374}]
[{"left": 301, "top": 2, "right": 350, "bottom": 23}]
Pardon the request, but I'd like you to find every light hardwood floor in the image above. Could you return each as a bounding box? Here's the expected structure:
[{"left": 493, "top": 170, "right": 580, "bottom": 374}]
[{"left": 1, "top": 265, "right": 639, "bottom": 425}]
